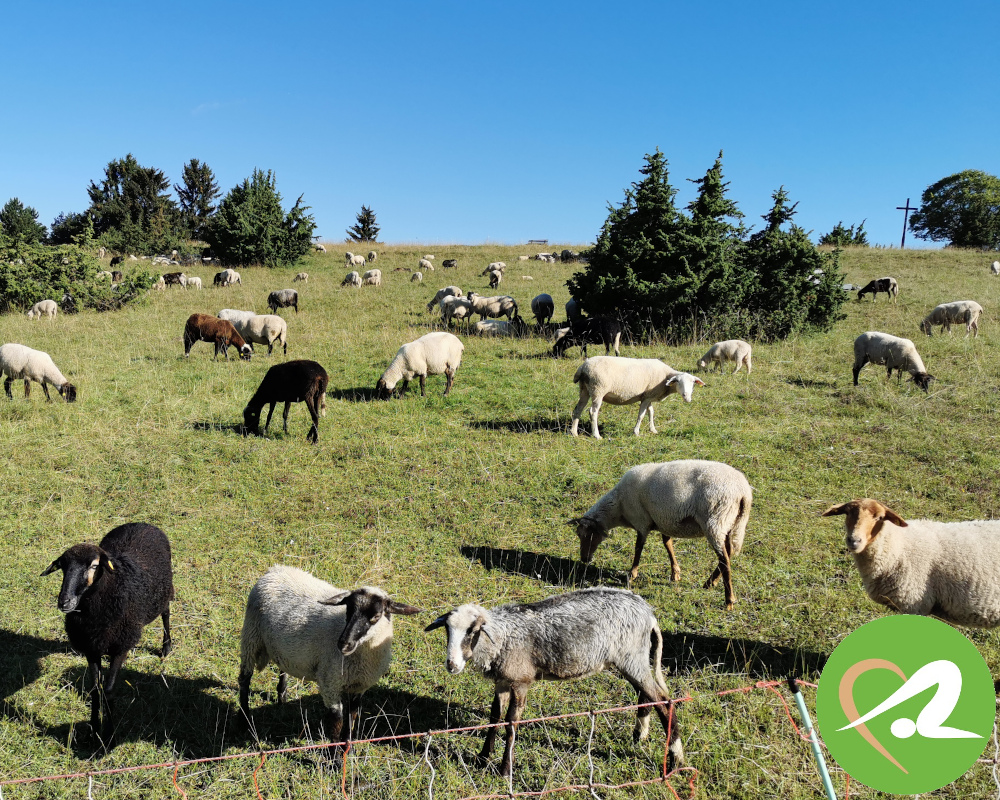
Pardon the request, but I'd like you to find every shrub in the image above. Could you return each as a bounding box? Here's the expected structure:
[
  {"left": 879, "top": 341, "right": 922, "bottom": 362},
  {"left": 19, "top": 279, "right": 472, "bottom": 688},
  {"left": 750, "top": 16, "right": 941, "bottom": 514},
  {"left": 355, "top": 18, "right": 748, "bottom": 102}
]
[{"left": 819, "top": 220, "right": 868, "bottom": 247}]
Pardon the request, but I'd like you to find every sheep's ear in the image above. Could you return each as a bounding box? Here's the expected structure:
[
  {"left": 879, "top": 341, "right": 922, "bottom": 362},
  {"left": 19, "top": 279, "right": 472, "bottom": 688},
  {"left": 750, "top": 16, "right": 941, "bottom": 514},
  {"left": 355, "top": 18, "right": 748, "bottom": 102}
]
[
  {"left": 692, "top": 376, "right": 705, "bottom": 386},
  {"left": 881, "top": 508, "right": 908, "bottom": 528},
  {"left": 821, "top": 503, "right": 850, "bottom": 517},
  {"left": 479, "top": 623, "right": 496, "bottom": 644},
  {"left": 319, "top": 591, "right": 352, "bottom": 606},
  {"left": 424, "top": 613, "right": 450, "bottom": 632},
  {"left": 41, "top": 558, "right": 62, "bottom": 576},
  {"left": 665, "top": 375, "right": 678, "bottom": 386},
  {"left": 388, "top": 601, "right": 422, "bottom": 616},
  {"left": 566, "top": 517, "right": 582, "bottom": 528}
]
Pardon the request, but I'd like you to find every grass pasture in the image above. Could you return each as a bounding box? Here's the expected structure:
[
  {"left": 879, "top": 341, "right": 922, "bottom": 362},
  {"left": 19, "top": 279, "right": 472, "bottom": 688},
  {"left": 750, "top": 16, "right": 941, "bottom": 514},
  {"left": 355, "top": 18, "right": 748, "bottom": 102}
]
[{"left": 1, "top": 244, "right": 1000, "bottom": 799}]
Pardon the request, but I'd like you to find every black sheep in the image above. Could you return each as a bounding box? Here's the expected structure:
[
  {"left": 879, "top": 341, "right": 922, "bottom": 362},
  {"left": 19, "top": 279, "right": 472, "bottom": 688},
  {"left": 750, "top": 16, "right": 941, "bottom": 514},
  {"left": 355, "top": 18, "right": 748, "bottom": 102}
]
[
  {"left": 243, "top": 360, "right": 329, "bottom": 443},
  {"left": 41, "top": 523, "right": 174, "bottom": 745},
  {"left": 553, "top": 316, "right": 623, "bottom": 358}
]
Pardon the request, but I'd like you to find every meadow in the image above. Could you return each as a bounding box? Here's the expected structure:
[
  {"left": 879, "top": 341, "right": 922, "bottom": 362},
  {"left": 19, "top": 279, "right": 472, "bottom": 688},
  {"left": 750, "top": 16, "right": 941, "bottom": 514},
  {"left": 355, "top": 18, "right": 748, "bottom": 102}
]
[{"left": 1, "top": 244, "right": 999, "bottom": 799}]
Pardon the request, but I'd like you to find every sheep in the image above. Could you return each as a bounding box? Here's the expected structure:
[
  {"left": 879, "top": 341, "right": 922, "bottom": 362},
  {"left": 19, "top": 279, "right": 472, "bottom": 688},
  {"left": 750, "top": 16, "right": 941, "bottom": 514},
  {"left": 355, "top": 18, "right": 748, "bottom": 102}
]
[
  {"left": 0, "top": 343, "right": 77, "bottom": 402},
  {"left": 345, "top": 251, "right": 355, "bottom": 264},
  {"left": 518, "top": 255, "right": 530, "bottom": 261},
  {"left": 183, "top": 313, "right": 252, "bottom": 361},
  {"left": 99, "top": 247, "right": 107, "bottom": 259},
  {"left": 487, "top": 268, "right": 503, "bottom": 289},
  {"left": 852, "top": 331, "right": 934, "bottom": 392},
  {"left": 314, "top": 244, "right": 327, "bottom": 253},
  {"left": 162, "top": 271, "right": 187, "bottom": 288},
  {"left": 153, "top": 277, "right": 165, "bottom": 291},
  {"left": 466, "top": 291, "right": 518, "bottom": 321},
  {"left": 111, "top": 270, "right": 123, "bottom": 282},
  {"left": 238, "top": 566, "right": 420, "bottom": 756},
  {"left": 362, "top": 269, "right": 382, "bottom": 287},
  {"left": 218, "top": 309, "right": 257, "bottom": 328},
  {"left": 214, "top": 268, "right": 241, "bottom": 287},
  {"left": 243, "top": 360, "right": 328, "bottom": 442},
  {"left": 473, "top": 316, "right": 530, "bottom": 337},
  {"left": 231, "top": 314, "right": 289, "bottom": 355},
  {"left": 553, "top": 316, "right": 622, "bottom": 358},
  {"left": 26, "top": 299, "right": 58, "bottom": 320},
  {"left": 442, "top": 259, "right": 458, "bottom": 269},
  {"left": 480, "top": 262, "right": 507, "bottom": 276},
  {"left": 418, "top": 258, "right": 434, "bottom": 273},
  {"left": 560, "top": 249, "right": 578, "bottom": 262},
  {"left": 341, "top": 270, "right": 363, "bottom": 287},
  {"left": 423, "top": 254, "right": 435, "bottom": 260},
  {"left": 440, "top": 295, "right": 476, "bottom": 327},
  {"left": 41, "top": 522, "right": 173, "bottom": 743},
  {"left": 186, "top": 276, "right": 202, "bottom": 290},
  {"left": 97, "top": 270, "right": 113, "bottom": 280},
  {"left": 530, "top": 293, "right": 554, "bottom": 326},
  {"left": 919, "top": 300, "right": 983, "bottom": 338},
  {"left": 992, "top": 261, "right": 1000, "bottom": 276},
  {"left": 267, "top": 288, "right": 299, "bottom": 314},
  {"left": 411, "top": 271, "right": 423, "bottom": 283},
  {"left": 367, "top": 250, "right": 377, "bottom": 263},
  {"left": 426, "top": 285, "right": 462, "bottom": 313},
  {"left": 570, "top": 356, "right": 703, "bottom": 440},
  {"left": 822, "top": 498, "right": 1000, "bottom": 627},
  {"left": 293, "top": 272, "right": 308, "bottom": 283},
  {"left": 565, "top": 297, "right": 583, "bottom": 322},
  {"left": 376, "top": 332, "right": 464, "bottom": 398},
  {"left": 857, "top": 276, "right": 898, "bottom": 303},
  {"left": 697, "top": 339, "right": 752, "bottom": 374},
  {"left": 570, "top": 460, "right": 752, "bottom": 608},
  {"left": 424, "top": 588, "right": 682, "bottom": 778},
  {"left": 349, "top": 253, "right": 366, "bottom": 267}
]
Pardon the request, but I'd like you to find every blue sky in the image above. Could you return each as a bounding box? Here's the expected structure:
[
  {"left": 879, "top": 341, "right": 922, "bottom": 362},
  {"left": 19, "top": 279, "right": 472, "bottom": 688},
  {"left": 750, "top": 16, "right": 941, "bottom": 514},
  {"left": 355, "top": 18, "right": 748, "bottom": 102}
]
[{"left": 2, "top": 1, "right": 997, "bottom": 247}]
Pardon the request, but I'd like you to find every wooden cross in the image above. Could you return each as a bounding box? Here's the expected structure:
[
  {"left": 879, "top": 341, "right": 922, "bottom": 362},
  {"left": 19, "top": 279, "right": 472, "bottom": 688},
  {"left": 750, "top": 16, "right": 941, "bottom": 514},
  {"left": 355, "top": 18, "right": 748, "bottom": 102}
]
[{"left": 896, "top": 198, "right": 917, "bottom": 248}]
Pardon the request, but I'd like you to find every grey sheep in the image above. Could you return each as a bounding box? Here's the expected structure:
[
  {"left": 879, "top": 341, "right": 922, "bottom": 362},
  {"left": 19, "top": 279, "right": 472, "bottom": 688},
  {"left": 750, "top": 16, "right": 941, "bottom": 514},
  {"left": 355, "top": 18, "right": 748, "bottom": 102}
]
[
  {"left": 426, "top": 285, "right": 462, "bottom": 313},
  {"left": 530, "top": 293, "right": 554, "bottom": 326},
  {"left": 466, "top": 291, "right": 517, "bottom": 321},
  {"left": 342, "top": 271, "right": 363, "bottom": 287},
  {"left": 267, "top": 289, "right": 299, "bottom": 314}
]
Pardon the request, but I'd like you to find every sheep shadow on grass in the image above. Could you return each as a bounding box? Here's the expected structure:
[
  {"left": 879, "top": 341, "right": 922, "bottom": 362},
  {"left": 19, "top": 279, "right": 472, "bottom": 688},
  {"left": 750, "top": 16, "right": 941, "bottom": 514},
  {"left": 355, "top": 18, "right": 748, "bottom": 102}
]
[
  {"left": 0, "top": 629, "right": 61, "bottom": 710},
  {"left": 460, "top": 545, "right": 619, "bottom": 587},
  {"left": 190, "top": 419, "right": 246, "bottom": 435},
  {"left": 662, "top": 631, "right": 827, "bottom": 682},
  {"left": 328, "top": 387, "right": 379, "bottom": 402},
  {"left": 466, "top": 417, "right": 566, "bottom": 434}
]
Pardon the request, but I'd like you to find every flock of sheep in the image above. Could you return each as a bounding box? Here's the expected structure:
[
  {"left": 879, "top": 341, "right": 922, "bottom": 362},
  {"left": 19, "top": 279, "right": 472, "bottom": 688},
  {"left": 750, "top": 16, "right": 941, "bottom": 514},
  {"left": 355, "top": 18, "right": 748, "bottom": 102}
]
[{"left": 13, "top": 251, "right": 1000, "bottom": 783}]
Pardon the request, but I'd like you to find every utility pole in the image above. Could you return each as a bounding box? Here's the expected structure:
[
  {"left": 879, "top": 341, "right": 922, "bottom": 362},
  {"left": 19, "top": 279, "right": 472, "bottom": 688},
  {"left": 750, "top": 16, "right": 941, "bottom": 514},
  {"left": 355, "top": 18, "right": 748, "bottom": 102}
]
[{"left": 896, "top": 198, "right": 917, "bottom": 248}]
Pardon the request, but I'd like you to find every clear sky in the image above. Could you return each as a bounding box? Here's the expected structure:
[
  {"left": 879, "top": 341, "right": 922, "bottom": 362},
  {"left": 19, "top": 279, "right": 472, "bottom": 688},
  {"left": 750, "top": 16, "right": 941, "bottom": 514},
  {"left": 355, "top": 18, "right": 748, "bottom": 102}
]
[{"left": 3, "top": 1, "right": 997, "bottom": 248}]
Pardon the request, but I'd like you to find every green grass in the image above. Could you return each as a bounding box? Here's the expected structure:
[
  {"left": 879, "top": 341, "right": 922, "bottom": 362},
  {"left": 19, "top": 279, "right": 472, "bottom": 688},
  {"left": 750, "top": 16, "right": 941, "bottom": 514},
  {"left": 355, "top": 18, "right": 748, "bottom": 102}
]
[{"left": 1, "top": 244, "right": 1000, "bottom": 798}]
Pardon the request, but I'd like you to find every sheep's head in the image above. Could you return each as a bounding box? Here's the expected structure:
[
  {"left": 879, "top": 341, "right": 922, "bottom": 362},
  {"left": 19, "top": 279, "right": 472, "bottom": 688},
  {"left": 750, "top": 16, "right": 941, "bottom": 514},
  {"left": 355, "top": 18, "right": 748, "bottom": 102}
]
[
  {"left": 822, "top": 498, "right": 908, "bottom": 554},
  {"left": 41, "top": 543, "right": 115, "bottom": 613},
  {"left": 242, "top": 406, "right": 262, "bottom": 436},
  {"left": 919, "top": 319, "right": 932, "bottom": 336},
  {"left": 239, "top": 344, "right": 253, "bottom": 361},
  {"left": 912, "top": 372, "right": 935, "bottom": 392},
  {"left": 375, "top": 376, "right": 395, "bottom": 400},
  {"left": 424, "top": 604, "right": 493, "bottom": 674},
  {"left": 696, "top": 359, "right": 708, "bottom": 370},
  {"left": 320, "top": 587, "right": 421, "bottom": 656},
  {"left": 59, "top": 383, "right": 78, "bottom": 403},
  {"left": 569, "top": 516, "right": 609, "bottom": 564},
  {"left": 665, "top": 372, "right": 705, "bottom": 402}
]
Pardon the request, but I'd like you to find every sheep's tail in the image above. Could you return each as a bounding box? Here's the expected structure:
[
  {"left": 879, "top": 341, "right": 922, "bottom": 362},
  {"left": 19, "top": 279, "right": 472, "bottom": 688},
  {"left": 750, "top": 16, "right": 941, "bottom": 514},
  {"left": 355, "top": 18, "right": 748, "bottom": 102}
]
[
  {"left": 649, "top": 618, "right": 667, "bottom": 693},
  {"left": 238, "top": 602, "right": 262, "bottom": 675},
  {"left": 572, "top": 362, "right": 587, "bottom": 384},
  {"left": 728, "top": 493, "right": 752, "bottom": 558}
]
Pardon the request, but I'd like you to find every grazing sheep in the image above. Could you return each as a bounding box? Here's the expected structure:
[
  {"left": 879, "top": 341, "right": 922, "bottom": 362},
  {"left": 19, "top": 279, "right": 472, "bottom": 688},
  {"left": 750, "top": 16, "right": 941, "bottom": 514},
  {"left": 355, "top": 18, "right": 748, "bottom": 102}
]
[
  {"left": 426, "top": 286, "right": 462, "bottom": 313},
  {"left": 480, "top": 261, "right": 506, "bottom": 275},
  {"left": 0, "top": 343, "right": 77, "bottom": 402},
  {"left": 293, "top": 272, "right": 308, "bottom": 283},
  {"left": 111, "top": 270, "right": 123, "bottom": 282},
  {"left": 553, "top": 316, "right": 622, "bottom": 358},
  {"left": 349, "top": 253, "right": 366, "bottom": 267},
  {"left": 376, "top": 332, "right": 464, "bottom": 398},
  {"left": 238, "top": 566, "right": 420, "bottom": 755},
  {"left": 697, "top": 339, "right": 752, "bottom": 374},
  {"left": 473, "top": 316, "right": 530, "bottom": 337},
  {"left": 231, "top": 314, "right": 289, "bottom": 355},
  {"left": 267, "top": 288, "right": 299, "bottom": 314},
  {"left": 487, "top": 268, "right": 503, "bottom": 289},
  {"left": 857, "top": 277, "right": 898, "bottom": 303},
  {"left": 530, "top": 293, "right": 554, "bottom": 326},
  {"left": 183, "top": 313, "right": 252, "bottom": 361},
  {"left": 97, "top": 270, "right": 113, "bottom": 280},
  {"left": 110, "top": 255, "right": 123, "bottom": 268},
  {"left": 218, "top": 309, "right": 257, "bottom": 327},
  {"left": 26, "top": 299, "right": 58, "bottom": 320},
  {"left": 570, "top": 460, "right": 752, "bottom": 608},
  {"left": 919, "top": 300, "right": 983, "bottom": 338},
  {"left": 992, "top": 261, "right": 1000, "bottom": 276},
  {"left": 362, "top": 269, "right": 382, "bottom": 287},
  {"left": 440, "top": 295, "right": 476, "bottom": 327},
  {"left": 185, "top": 276, "right": 202, "bottom": 290},
  {"left": 341, "top": 271, "right": 363, "bottom": 287},
  {"left": 243, "top": 360, "right": 328, "bottom": 442},
  {"left": 424, "top": 588, "right": 682, "bottom": 778},
  {"left": 565, "top": 298, "right": 583, "bottom": 322},
  {"left": 418, "top": 258, "right": 434, "bottom": 273},
  {"left": 214, "top": 268, "right": 241, "bottom": 287},
  {"left": 367, "top": 250, "right": 378, "bottom": 263},
  {"left": 852, "top": 331, "right": 933, "bottom": 392},
  {"left": 152, "top": 277, "right": 165, "bottom": 291},
  {"left": 822, "top": 498, "right": 1000, "bottom": 627},
  {"left": 314, "top": 244, "right": 327, "bottom": 253},
  {"left": 442, "top": 259, "right": 458, "bottom": 269},
  {"left": 466, "top": 291, "right": 518, "bottom": 321},
  {"left": 42, "top": 522, "right": 174, "bottom": 743},
  {"left": 570, "top": 356, "right": 703, "bottom": 439},
  {"left": 560, "top": 249, "right": 578, "bottom": 262},
  {"left": 411, "top": 271, "right": 423, "bottom": 283},
  {"left": 345, "top": 252, "right": 355, "bottom": 264},
  {"left": 162, "top": 271, "right": 187, "bottom": 288}
]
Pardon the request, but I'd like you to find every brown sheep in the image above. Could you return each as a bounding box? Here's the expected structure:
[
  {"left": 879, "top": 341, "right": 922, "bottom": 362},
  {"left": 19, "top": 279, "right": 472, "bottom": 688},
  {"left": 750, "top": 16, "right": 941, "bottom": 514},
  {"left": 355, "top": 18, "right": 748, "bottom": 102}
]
[{"left": 183, "top": 314, "right": 252, "bottom": 361}]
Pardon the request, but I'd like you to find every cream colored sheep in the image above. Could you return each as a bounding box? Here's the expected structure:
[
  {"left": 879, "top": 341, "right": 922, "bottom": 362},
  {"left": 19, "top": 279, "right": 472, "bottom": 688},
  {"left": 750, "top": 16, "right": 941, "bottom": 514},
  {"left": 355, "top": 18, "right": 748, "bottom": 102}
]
[
  {"left": 697, "top": 339, "right": 752, "bottom": 374},
  {"left": 418, "top": 258, "right": 434, "bottom": 273},
  {"left": 466, "top": 292, "right": 517, "bottom": 321},
  {"left": 992, "top": 261, "right": 1000, "bottom": 276},
  {"left": 231, "top": 314, "right": 288, "bottom": 355},
  {"left": 293, "top": 272, "right": 308, "bottom": 283},
  {"left": 919, "top": 300, "right": 983, "bottom": 338},
  {"left": 440, "top": 295, "right": 475, "bottom": 326},
  {"left": 411, "top": 272, "right": 423, "bottom": 283},
  {"left": 362, "top": 269, "right": 382, "bottom": 287},
  {"left": 376, "top": 332, "right": 464, "bottom": 397},
  {"left": 852, "top": 331, "right": 934, "bottom": 392},
  {"left": 341, "top": 271, "right": 362, "bottom": 287},
  {"left": 0, "top": 343, "right": 77, "bottom": 402},
  {"left": 26, "top": 300, "right": 58, "bottom": 320},
  {"left": 570, "top": 357, "right": 704, "bottom": 439},
  {"left": 186, "top": 276, "right": 203, "bottom": 290}
]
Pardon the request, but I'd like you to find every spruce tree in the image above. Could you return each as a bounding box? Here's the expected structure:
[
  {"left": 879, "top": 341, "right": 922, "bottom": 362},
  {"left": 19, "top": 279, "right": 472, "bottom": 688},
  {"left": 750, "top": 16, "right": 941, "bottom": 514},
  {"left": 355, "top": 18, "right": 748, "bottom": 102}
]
[
  {"left": 0, "top": 198, "right": 46, "bottom": 243},
  {"left": 346, "top": 205, "right": 380, "bottom": 242},
  {"left": 174, "top": 159, "right": 221, "bottom": 240}
]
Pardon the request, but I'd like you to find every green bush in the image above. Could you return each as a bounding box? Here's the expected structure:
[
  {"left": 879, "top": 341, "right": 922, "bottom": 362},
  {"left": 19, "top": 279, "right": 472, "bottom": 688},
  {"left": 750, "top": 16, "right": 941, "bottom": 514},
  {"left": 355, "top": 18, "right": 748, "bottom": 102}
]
[{"left": 819, "top": 220, "right": 868, "bottom": 247}]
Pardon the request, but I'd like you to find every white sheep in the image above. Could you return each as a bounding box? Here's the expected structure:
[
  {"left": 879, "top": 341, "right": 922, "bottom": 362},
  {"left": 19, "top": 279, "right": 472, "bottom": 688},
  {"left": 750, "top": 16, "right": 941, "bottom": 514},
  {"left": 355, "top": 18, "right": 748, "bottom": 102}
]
[
  {"left": 97, "top": 270, "right": 112, "bottom": 280},
  {"left": 569, "top": 460, "right": 752, "bottom": 609},
  {"left": 919, "top": 300, "right": 983, "bottom": 338},
  {"left": 426, "top": 286, "right": 462, "bottom": 313},
  {"left": 517, "top": 255, "right": 530, "bottom": 261},
  {"left": 473, "top": 317, "right": 529, "bottom": 337},
  {"left": 341, "top": 271, "right": 362, "bottom": 287},
  {"left": 570, "top": 356, "right": 704, "bottom": 439},
  {"left": 26, "top": 300, "right": 58, "bottom": 320},
  {"left": 422, "top": 254, "right": 434, "bottom": 260},
  {"left": 218, "top": 309, "right": 257, "bottom": 327},
  {"left": 440, "top": 295, "right": 475, "bottom": 327},
  {"left": 350, "top": 253, "right": 366, "bottom": 267},
  {"left": 376, "top": 332, "right": 464, "bottom": 397},
  {"left": 153, "top": 276, "right": 166, "bottom": 291},
  {"left": 418, "top": 258, "right": 434, "bottom": 273},
  {"left": 823, "top": 498, "right": 1000, "bottom": 627},
  {"left": 0, "top": 343, "right": 77, "bottom": 403},
  {"left": 992, "top": 261, "right": 1000, "bottom": 276},
  {"left": 216, "top": 268, "right": 241, "bottom": 286},
  {"left": 466, "top": 292, "right": 517, "bottom": 321},
  {"left": 367, "top": 251, "right": 378, "bottom": 263},
  {"left": 186, "top": 276, "right": 203, "bottom": 290},
  {"left": 362, "top": 269, "right": 382, "bottom": 287},
  {"left": 852, "top": 331, "right": 934, "bottom": 392},
  {"left": 232, "top": 314, "right": 289, "bottom": 355},
  {"left": 410, "top": 271, "right": 423, "bottom": 283},
  {"left": 697, "top": 339, "right": 752, "bottom": 374},
  {"left": 314, "top": 244, "right": 327, "bottom": 253},
  {"left": 238, "top": 565, "right": 419, "bottom": 755},
  {"left": 293, "top": 272, "right": 308, "bottom": 283}
]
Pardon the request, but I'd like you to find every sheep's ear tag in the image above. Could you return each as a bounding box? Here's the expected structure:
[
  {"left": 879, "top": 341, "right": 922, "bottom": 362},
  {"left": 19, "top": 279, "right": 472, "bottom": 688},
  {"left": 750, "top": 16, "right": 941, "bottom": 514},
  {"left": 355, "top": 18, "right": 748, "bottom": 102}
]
[
  {"left": 106, "top": 559, "right": 114, "bottom": 571},
  {"left": 693, "top": 376, "right": 705, "bottom": 386}
]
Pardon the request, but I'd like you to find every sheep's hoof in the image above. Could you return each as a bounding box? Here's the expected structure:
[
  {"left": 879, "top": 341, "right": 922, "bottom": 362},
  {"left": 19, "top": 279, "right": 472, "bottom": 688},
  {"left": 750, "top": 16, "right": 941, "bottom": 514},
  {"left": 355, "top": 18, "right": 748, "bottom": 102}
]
[{"left": 725, "top": 601, "right": 735, "bottom": 611}]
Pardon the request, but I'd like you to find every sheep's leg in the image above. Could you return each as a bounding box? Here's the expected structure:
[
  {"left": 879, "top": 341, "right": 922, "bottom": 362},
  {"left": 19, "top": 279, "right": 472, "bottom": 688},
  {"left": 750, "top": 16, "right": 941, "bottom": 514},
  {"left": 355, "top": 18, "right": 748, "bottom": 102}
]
[
  {"left": 588, "top": 396, "right": 603, "bottom": 439},
  {"left": 99, "top": 651, "right": 129, "bottom": 745},
  {"left": 87, "top": 659, "right": 103, "bottom": 732},
  {"left": 852, "top": 361, "right": 865, "bottom": 385},
  {"left": 498, "top": 683, "right": 528, "bottom": 778},
  {"left": 661, "top": 535, "right": 681, "bottom": 582},
  {"left": 282, "top": 402, "right": 291, "bottom": 433},
  {"left": 238, "top": 669, "right": 254, "bottom": 719},
  {"left": 628, "top": 530, "right": 650, "bottom": 586},
  {"left": 277, "top": 672, "right": 288, "bottom": 703},
  {"left": 444, "top": 366, "right": 455, "bottom": 396},
  {"left": 705, "top": 531, "right": 736, "bottom": 609},
  {"left": 419, "top": 375, "right": 426, "bottom": 396},
  {"left": 479, "top": 689, "right": 507, "bottom": 762},
  {"left": 161, "top": 608, "right": 172, "bottom": 657},
  {"left": 633, "top": 400, "right": 652, "bottom": 436},
  {"left": 647, "top": 403, "right": 657, "bottom": 434},
  {"left": 41, "top": 382, "right": 52, "bottom": 402},
  {"left": 570, "top": 387, "right": 590, "bottom": 437},
  {"left": 323, "top": 701, "right": 347, "bottom": 762},
  {"left": 745, "top": 356, "right": 752, "bottom": 374},
  {"left": 3, "top": 376, "right": 12, "bottom": 399},
  {"left": 306, "top": 395, "right": 321, "bottom": 444},
  {"left": 23, "top": 379, "right": 32, "bottom": 398},
  {"left": 263, "top": 402, "right": 276, "bottom": 433}
]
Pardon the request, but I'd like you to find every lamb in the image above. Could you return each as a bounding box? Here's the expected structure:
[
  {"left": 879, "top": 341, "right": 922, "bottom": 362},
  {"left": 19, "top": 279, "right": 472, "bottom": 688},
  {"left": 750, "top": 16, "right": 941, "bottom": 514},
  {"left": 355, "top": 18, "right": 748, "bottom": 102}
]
[
  {"left": 440, "top": 295, "right": 476, "bottom": 327},
  {"left": 233, "top": 314, "right": 289, "bottom": 355},
  {"left": 822, "top": 498, "right": 1000, "bottom": 627},
  {"left": 552, "top": 316, "right": 622, "bottom": 358},
  {"left": 424, "top": 588, "right": 683, "bottom": 778},
  {"left": 367, "top": 250, "right": 377, "bottom": 263},
  {"left": 411, "top": 271, "right": 423, "bottom": 283},
  {"left": 162, "top": 271, "right": 187, "bottom": 288},
  {"left": 293, "top": 272, "right": 308, "bottom": 283},
  {"left": 376, "top": 331, "right": 464, "bottom": 398},
  {"left": 243, "top": 360, "right": 328, "bottom": 442},
  {"left": 26, "top": 299, "right": 58, "bottom": 320},
  {"left": 530, "top": 293, "right": 554, "bottom": 326},
  {"left": 362, "top": 269, "right": 382, "bottom": 287},
  {"left": 442, "top": 259, "right": 458, "bottom": 269},
  {"left": 570, "top": 356, "right": 703, "bottom": 439},
  {"left": 41, "top": 523, "right": 174, "bottom": 744},
  {"left": 341, "top": 270, "right": 363, "bottom": 287},
  {"left": 426, "top": 285, "right": 462, "bottom": 312},
  {"left": 185, "top": 276, "right": 202, "bottom": 290},
  {"left": 466, "top": 291, "right": 518, "bottom": 321},
  {"left": 857, "top": 277, "right": 898, "bottom": 303},
  {"left": 238, "top": 566, "right": 420, "bottom": 756},
  {"left": 992, "top": 261, "right": 1000, "bottom": 276},
  {"left": 418, "top": 258, "right": 434, "bottom": 273},
  {"left": 183, "top": 313, "right": 252, "bottom": 361},
  {"left": 697, "top": 339, "right": 752, "bottom": 374},
  {"left": 852, "top": 331, "right": 934, "bottom": 392},
  {"left": 0, "top": 343, "right": 77, "bottom": 402},
  {"left": 267, "top": 288, "right": 299, "bottom": 314},
  {"left": 569, "top": 460, "right": 752, "bottom": 609},
  {"left": 919, "top": 300, "right": 983, "bottom": 338}
]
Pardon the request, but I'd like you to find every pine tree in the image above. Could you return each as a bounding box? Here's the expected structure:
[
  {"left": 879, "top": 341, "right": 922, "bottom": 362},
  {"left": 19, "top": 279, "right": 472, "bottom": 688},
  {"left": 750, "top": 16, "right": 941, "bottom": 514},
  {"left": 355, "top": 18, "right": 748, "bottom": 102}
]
[
  {"left": 0, "top": 198, "right": 46, "bottom": 243},
  {"left": 346, "top": 205, "right": 380, "bottom": 242},
  {"left": 174, "top": 159, "right": 221, "bottom": 240}
]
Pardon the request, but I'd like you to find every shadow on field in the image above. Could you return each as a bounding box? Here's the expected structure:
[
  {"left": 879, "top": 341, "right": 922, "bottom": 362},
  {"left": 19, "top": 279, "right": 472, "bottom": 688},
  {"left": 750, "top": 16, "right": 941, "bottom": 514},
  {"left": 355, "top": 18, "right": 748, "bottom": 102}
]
[
  {"left": 460, "top": 545, "right": 618, "bottom": 587},
  {"left": 190, "top": 419, "right": 245, "bottom": 435},
  {"left": 328, "top": 387, "right": 379, "bottom": 402},
  {"left": 663, "top": 631, "right": 827, "bottom": 681},
  {"left": 0, "top": 628, "right": 61, "bottom": 709},
  {"left": 467, "top": 418, "right": 565, "bottom": 434},
  {"left": 785, "top": 377, "right": 836, "bottom": 390}
]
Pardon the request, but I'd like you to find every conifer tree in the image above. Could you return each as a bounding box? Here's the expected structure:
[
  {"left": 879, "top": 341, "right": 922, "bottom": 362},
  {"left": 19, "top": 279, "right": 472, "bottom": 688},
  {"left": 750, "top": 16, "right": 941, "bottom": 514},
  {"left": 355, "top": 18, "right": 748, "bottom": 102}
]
[
  {"left": 346, "top": 205, "right": 380, "bottom": 242},
  {"left": 0, "top": 198, "right": 46, "bottom": 243},
  {"left": 174, "top": 159, "right": 221, "bottom": 240}
]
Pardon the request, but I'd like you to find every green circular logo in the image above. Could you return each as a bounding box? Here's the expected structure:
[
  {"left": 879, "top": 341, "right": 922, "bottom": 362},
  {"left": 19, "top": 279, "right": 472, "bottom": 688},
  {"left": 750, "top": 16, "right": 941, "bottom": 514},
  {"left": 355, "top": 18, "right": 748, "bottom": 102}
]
[{"left": 817, "top": 615, "right": 994, "bottom": 794}]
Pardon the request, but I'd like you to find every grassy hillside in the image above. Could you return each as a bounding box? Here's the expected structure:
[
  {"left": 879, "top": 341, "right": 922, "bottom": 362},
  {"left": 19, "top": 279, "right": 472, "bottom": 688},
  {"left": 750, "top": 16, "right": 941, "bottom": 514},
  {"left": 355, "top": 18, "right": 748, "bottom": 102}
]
[{"left": 1, "top": 244, "right": 998, "bottom": 799}]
